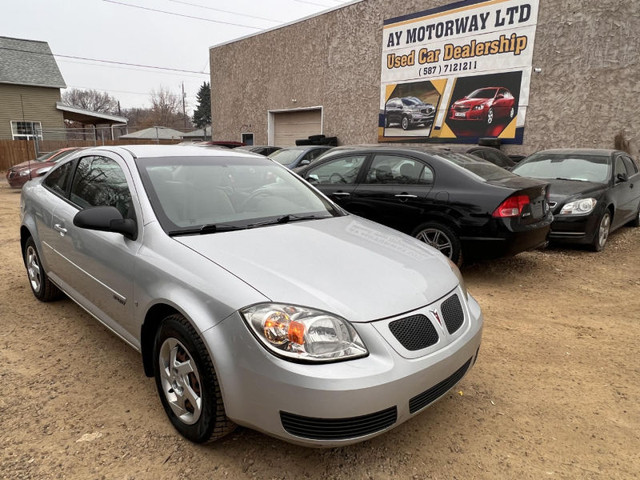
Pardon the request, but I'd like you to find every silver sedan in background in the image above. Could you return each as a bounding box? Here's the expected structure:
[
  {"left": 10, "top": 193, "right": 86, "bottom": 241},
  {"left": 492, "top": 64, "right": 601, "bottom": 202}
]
[{"left": 20, "top": 145, "right": 483, "bottom": 447}]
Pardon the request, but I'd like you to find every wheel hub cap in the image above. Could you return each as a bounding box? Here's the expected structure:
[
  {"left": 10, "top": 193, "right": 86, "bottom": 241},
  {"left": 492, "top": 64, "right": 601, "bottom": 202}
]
[{"left": 159, "top": 338, "right": 202, "bottom": 425}]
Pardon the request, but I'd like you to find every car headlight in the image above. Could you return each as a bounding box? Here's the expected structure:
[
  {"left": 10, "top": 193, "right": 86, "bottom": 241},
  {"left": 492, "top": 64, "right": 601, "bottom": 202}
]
[
  {"left": 241, "top": 303, "right": 368, "bottom": 362},
  {"left": 472, "top": 105, "right": 485, "bottom": 110},
  {"left": 447, "top": 259, "right": 468, "bottom": 301},
  {"left": 19, "top": 170, "right": 30, "bottom": 177},
  {"left": 560, "top": 198, "right": 597, "bottom": 215}
]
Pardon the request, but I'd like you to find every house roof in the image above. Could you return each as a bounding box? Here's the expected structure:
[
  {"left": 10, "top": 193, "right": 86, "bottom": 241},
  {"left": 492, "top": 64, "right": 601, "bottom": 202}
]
[
  {"left": 56, "top": 102, "right": 128, "bottom": 125},
  {"left": 182, "top": 126, "right": 211, "bottom": 138},
  {"left": 0, "top": 36, "right": 66, "bottom": 88},
  {"left": 120, "top": 127, "right": 185, "bottom": 140}
]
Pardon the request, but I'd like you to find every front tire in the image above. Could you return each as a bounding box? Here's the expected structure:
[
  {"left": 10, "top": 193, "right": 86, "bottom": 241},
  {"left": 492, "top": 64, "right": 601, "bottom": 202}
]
[
  {"left": 23, "top": 237, "right": 61, "bottom": 302},
  {"left": 590, "top": 210, "right": 611, "bottom": 252},
  {"left": 153, "top": 314, "right": 236, "bottom": 443},
  {"left": 412, "top": 222, "right": 462, "bottom": 266},
  {"left": 486, "top": 108, "right": 494, "bottom": 125},
  {"left": 509, "top": 106, "right": 515, "bottom": 119},
  {"left": 401, "top": 116, "right": 410, "bottom": 130}
]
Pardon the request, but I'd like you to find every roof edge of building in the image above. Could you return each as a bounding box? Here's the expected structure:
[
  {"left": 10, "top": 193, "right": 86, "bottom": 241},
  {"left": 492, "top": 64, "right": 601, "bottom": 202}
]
[{"left": 208, "top": 0, "right": 364, "bottom": 51}]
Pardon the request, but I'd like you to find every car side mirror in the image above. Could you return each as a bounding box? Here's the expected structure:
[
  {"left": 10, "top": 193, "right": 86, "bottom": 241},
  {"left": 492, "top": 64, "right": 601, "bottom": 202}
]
[
  {"left": 299, "top": 159, "right": 310, "bottom": 167},
  {"left": 74, "top": 206, "right": 137, "bottom": 240},
  {"left": 496, "top": 94, "right": 504, "bottom": 99},
  {"left": 616, "top": 172, "right": 628, "bottom": 183},
  {"left": 306, "top": 174, "right": 319, "bottom": 184}
]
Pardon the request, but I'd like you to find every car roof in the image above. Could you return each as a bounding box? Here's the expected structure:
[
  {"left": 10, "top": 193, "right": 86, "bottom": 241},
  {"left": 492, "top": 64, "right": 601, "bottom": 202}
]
[
  {"left": 86, "top": 144, "right": 260, "bottom": 159},
  {"left": 529, "top": 148, "right": 620, "bottom": 156}
]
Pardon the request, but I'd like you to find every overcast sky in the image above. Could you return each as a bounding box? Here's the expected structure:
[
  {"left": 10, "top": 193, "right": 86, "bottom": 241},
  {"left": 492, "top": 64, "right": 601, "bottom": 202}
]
[{"left": 1, "top": 0, "right": 352, "bottom": 115}]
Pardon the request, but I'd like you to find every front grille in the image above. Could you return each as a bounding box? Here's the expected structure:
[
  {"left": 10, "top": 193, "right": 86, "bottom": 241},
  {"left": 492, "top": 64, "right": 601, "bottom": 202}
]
[
  {"left": 389, "top": 315, "right": 439, "bottom": 351},
  {"left": 455, "top": 106, "right": 470, "bottom": 112},
  {"left": 409, "top": 358, "right": 472, "bottom": 413},
  {"left": 441, "top": 294, "right": 464, "bottom": 334},
  {"left": 280, "top": 406, "right": 397, "bottom": 440}
]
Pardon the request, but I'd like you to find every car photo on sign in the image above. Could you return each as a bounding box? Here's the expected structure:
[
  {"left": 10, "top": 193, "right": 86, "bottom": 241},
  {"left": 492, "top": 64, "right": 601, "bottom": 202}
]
[
  {"left": 381, "top": 80, "right": 441, "bottom": 138},
  {"left": 20, "top": 145, "right": 483, "bottom": 447},
  {"left": 445, "top": 71, "right": 522, "bottom": 140}
]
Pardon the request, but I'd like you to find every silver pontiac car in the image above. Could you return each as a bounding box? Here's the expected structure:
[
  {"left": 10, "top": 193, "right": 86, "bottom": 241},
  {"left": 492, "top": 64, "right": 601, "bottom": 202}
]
[{"left": 20, "top": 145, "right": 483, "bottom": 447}]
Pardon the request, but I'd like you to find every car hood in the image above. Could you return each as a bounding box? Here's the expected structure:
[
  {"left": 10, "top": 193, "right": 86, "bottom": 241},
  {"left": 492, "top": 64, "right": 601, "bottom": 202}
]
[
  {"left": 543, "top": 179, "right": 606, "bottom": 203},
  {"left": 10, "top": 160, "right": 53, "bottom": 171},
  {"left": 453, "top": 98, "right": 490, "bottom": 108},
  {"left": 174, "top": 216, "right": 457, "bottom": 322}
]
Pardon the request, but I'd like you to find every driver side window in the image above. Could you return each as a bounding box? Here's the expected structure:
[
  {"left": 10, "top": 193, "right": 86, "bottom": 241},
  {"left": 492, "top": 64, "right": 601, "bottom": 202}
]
[{"left": 70, "top": 156, "right": 133, "bottom": 218}]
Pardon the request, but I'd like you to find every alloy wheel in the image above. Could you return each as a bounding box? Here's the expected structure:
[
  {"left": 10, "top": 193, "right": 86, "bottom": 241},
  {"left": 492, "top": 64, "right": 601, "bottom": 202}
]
[
  {"left": 415, "top": 228, "right": 454, "bottom": 258},
  {"left": 26, "top": 245, "right": 42, "bottom": 293},
  {"left": 158, "top": 338, "right": 203, "bottom": 425},
  {"left": 597, "top": 212, "right": 610, "bottom": 248}
]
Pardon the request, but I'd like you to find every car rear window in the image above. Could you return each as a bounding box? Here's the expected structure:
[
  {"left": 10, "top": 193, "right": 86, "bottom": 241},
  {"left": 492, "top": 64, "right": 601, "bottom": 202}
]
[{"left": 432, "top": 152, "right": 515, "bottom": 181}]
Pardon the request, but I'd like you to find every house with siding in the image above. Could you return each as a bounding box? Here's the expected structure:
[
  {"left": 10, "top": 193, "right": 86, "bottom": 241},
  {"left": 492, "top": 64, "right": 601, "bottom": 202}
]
[
  {"left": 0, "top": 36, "right": 67, "bottom": 140},
  {"left": 0, "top": 36, "right": 127, "bottom": 142}
]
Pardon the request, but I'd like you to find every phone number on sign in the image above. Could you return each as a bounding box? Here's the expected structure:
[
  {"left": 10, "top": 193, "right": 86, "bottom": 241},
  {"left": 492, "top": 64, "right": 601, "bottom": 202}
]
[{"left": 418, "top": 60, "right": 478, "bottom": 77}]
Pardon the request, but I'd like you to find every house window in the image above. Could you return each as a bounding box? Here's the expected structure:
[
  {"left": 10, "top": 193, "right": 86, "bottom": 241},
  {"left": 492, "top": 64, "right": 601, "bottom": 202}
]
[
  {"left": 241, "top": 133, "right": 254, "bottom": 146},
  {"left": 11, "top": 121, "right": 43, "bottom": 140}
]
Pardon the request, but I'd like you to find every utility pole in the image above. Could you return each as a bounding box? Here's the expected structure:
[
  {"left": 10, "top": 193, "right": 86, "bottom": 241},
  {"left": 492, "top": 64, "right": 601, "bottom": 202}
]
[{"left": 181, "top": 82, "right": 187, "bottom": 130}]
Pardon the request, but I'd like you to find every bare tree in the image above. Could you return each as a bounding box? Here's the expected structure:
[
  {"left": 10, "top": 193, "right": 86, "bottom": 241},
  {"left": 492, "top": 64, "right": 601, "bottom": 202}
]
[
  {"left": 150, "top": 87, "right": 182, "bottom": 126},
  {"left": 62, "top": 89, "right": 119, "bottom": 114}
]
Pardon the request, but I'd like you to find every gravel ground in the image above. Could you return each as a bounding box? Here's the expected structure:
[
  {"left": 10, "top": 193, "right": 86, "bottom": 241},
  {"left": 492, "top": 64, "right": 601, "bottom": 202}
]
[{"left": 1, "top": 179, "right": 639, "bottom": 480}]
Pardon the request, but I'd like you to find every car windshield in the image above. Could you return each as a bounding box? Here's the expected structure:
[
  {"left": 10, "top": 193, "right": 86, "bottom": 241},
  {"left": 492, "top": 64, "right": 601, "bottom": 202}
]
[
  {"left": 402, "top": 97, "right": 423, "bottom": 106},
  {"left": 466, "top": 89, "right": 497, "bottom": 99},
  {"left": 512, "top": 153, "right": 611, "bottom": 183},
  {"left": 137, "top": 155, "right": 341, "bottom": 234},
  {"left": 434, "top": 152, "right": 514, "bottom": 181},
  {"left": 268, "top": 149, "right": 304, "bottom": 165}
]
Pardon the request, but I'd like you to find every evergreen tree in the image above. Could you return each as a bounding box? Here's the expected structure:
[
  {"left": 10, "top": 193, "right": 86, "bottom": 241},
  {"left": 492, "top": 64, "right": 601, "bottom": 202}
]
[{"left": 192, "top": 82, "right": 211, "bottom": 129}]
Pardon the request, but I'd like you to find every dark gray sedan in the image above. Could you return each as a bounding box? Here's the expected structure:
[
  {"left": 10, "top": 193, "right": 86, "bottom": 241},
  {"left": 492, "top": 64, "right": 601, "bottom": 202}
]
[{"left": 512, "top": 149, "right": 640, "bottom": 251}]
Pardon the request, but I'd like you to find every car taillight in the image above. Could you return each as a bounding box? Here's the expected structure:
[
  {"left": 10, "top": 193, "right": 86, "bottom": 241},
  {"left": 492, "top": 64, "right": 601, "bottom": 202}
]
[{"left": 492, "top": 195, "right": 530, "bottom": 217}]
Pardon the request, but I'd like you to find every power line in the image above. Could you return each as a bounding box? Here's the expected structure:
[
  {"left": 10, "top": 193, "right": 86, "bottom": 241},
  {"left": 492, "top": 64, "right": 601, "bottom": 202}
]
[
  {"left": 166, "top": 0, "right": 282, "bottom": 23},
  {"left": 102, "top": 0, "right": 265, "bottom": 29},
  {"left": 0, "top": 46, "right": 209, "bottom": 75}
]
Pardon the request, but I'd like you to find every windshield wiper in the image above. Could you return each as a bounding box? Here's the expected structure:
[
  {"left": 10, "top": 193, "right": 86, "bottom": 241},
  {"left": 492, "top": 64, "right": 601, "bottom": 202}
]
[
  {"left": 554, "top": 177, "right": 587, "bottom": 182},
  {"left": 247, "top": 214, "right": 329, "bottom": 229},
  {"left": 168, "top": 223, "right": 246, "bottom": 236}
]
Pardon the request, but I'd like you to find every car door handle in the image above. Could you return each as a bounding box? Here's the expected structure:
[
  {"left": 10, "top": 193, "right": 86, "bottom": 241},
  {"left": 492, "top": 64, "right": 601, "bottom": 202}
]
[
  {"left": 395, "top": 194, "right": 417, "bottom": 199},
  {"left": 332, "top": 192, "right": 351, "bottom": 197},
  {"left": 54, "top": 224, "right": 68, "bottom": 236}
]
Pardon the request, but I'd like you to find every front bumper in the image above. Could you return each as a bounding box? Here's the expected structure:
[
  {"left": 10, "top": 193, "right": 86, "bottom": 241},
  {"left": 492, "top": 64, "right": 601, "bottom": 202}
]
[
  {"left": 449, "top": 109, "right": 486, "bottom": 121},
  {"left": 6, "top": 170, "right": 28, "bottom": 188},
  {"left": 203, "top": 287, "right": 483, "bottom": 447},
  {"left": 549, "top": 213, "right": 600, "bottom": 244},
  {"left": 410, "top": 112, "right": 435, "bottom": 126}
]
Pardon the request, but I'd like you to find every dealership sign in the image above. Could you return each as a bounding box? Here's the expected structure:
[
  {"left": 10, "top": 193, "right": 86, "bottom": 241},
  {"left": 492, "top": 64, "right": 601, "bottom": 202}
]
[{"left": 379, "top": 0, "right": 539, "bottom": 144}]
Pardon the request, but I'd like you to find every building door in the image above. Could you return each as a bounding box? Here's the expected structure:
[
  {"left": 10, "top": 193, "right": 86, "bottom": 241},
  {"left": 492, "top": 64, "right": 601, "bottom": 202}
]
[{"left": 272, "top": 109, "right": 322, "bottom": 146}]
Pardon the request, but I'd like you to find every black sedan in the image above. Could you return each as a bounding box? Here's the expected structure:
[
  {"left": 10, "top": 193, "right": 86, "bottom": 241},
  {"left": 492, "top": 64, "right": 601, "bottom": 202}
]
[
  {"left": 297, "top": 145, "right": 552, "bottom": 265},
  {"left": 512, "top": 149, "right": 640, "bottom": 251}
]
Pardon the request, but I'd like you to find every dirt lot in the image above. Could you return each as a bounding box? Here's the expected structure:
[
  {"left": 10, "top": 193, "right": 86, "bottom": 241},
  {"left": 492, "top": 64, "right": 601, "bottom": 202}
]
[{"left": 1, "top": 179, "right": 639, "bottom": 480}]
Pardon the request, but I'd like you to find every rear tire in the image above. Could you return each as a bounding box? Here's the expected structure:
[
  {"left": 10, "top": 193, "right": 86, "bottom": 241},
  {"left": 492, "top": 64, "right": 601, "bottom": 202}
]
[
  {"left": 23, "top": 237, "right": 62, "bottom": 302},
  {"left": 412, "top": 222, "right": 462, "bottom": 266},
  {"left": 590, "top": 210, "right": 611, "bottom": 252},
  {"left": 153, "top": 314, "right": 236, "bottom": 443}
]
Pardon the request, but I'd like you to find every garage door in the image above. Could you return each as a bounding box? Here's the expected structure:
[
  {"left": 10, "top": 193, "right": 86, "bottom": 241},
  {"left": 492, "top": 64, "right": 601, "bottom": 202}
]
[{"left": 273, "top": 109, "right": 322, "bottom": 146}]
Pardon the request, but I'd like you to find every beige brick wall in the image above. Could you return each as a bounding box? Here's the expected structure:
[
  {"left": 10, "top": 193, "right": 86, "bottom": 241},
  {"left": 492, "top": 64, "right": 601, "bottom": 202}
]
[
  {"left": 210, "top": 0, "right": 640, "bottom": 156},
  {"left": 0, "top": 84, "right": 64, "bottom": 140}
]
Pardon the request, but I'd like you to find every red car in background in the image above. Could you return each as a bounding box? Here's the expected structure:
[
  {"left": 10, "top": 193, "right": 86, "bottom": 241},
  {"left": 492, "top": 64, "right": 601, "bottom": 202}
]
[
  {"left": 6, "top": 147, "right": 81, "bottom": 188},
  {"left": 449, "top": 87, "right": 516, "bottom": 125}
]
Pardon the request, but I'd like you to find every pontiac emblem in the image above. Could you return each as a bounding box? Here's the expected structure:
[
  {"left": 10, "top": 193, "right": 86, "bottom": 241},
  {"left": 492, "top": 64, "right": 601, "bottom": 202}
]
[{"left": 431, "top": 309, "right": 443, "bottom": 326}]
